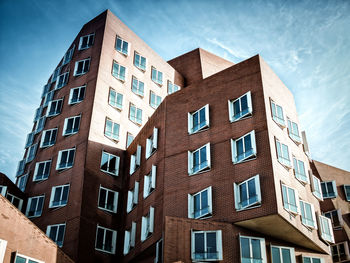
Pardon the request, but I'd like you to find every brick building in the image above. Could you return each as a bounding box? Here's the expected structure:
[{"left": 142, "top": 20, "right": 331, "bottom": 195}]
[{"left": 1, "top": 9, "right": 348, "bottom": 263}]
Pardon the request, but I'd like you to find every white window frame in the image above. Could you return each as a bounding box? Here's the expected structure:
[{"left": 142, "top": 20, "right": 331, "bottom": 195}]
[
  {"left": 95, "top": 225, "right": 117, "bottom": 254},
  {"left": 47, "top": 99, "right": 63, "bottom": 117},
  {"left": 100, "top": 151, "right": 120, "bottom": 176},
  {"left": 231, "top": 130, "right": 257, "bottom": 164},
  {"left": 287, "top": 117, "right": 301, "bottom": 144},
  {"left": 129, "top": 103, "right": 142, "bottom": 125},
  {"left": 40, "top": 128, "right": 58, "bottom": 148},
  {"left": 79, "top": 33, "right": 94, "bottom": 50},
  {"left": 143, "top": 165, "right": 157, "bottom": 198},
  {"left": 115, "top": 35, "right": 129, "bottom": 55},
  {"left": 188, "top": 186, "right": 212, "bottom": 219},
  {"left": 6, "top": 192, "right": 23, "bottom": 211},
  {"left": 63, "top": 115, "right": 81, "bottom": 136},
  {"left": 302, "top": 256, "right": 325, "bottom": 263},
  {"left": 188, "top": 143, "right": 211, "bottom": 175},
  {"left": 69, "top": 85, "right": 86, "bottom": 105},
  {"left": 98, "top": 186, "right": 118, "bottom": 213},
  {"left": 324, "top": 209, "right": 343, "bottom": 229},
  {"left": 293, "top": 156, "right": 308, "bottom": 184},
  {"left": 26, "top": 143, "right": 38, "bottom": 163},
  {"left": 14, "top": 252, "right": 44, "bottom": 263},
  {"left": 281, "top": 183, "right": 299, "bottom": 215},
  {"left": 74, "top": 58, "right": 90, "bottom": 76},
  {"left": 141, "top": 206, "right": 155, "bottom": 241},
  {"left": 127, "top": 182, "right": 139, "bottom": 213},
  {"left": 0, "top": 186, "right": 7, "bottom": 196},
  {"left": 344, "top": 185, "right": 350, "bottom": 201},
  {"left": 275, "top": 138, "right": 291, "bottom": 168},
  {"left": 270, "top": 245, "right": 296, "bottom": 263},
  {"left": 150, "top": 90, "right": 162, "bottom": 109},
  {"left": 123, "top": 222, "right": 136, "bottom": 255},
  {"left": 131, "top": 76, "right": 145, "bottom": 97},
  {"left": 321, "top": 181, "right": 338, "bottom": 199},
  {"left": 310, "top": 172, "right": 323, "bottom": 201},
  {"left": 49, "top": 184, "right": 70, "bottom": 208},
  {"left": 108, "top": 88, "right": 123, "bottom": 110},
  {"left": 151, "top": 66, "right": 163, "bottom": 86},
  {"left": 62, "top": 45, "right": 75, "bottom": 65},
  {"left": 26, "top": 195, "right": 45, "bottom": 218},
  {"left": 134, "top": 51, "right": 146, "bottom": 71},
  {"left": 56, "top": 148, "right": 75, "bottom": 170},
  {"left": 239, "top": 235, "right": 267, "bottom": 263},
  {"left": 0, "top": 239, "right": 7, "bottom": 263},
  {"left": 228, "top": 91, "right": 253, "bottom": 122},
  {"left": 104, "top": 118, "right": 120, "bottom": 141},
  {"left": 55, "top": 71, "right": 69, "bottom": 90},
  {"left": 146, "top": 127, "right": 158, "bottom": 159},
  {"left": 33, "top": 160, "right": 51, "bottom": 181},
  {"left": 318, "top": 213, "right": 335, "bottom": 243},
  {"left": 299, "top": 199, "right": 317, "bottom": 229},
  {"left": 167, "top": 80, "right": 180, "bottom": 94},
  {"left": 46, "top": 223, "right": 66, "bottom": 247},
  {"left": 35, "top": 116, "right": 46, "bottom": 134},
  {"left": 191, "top": 230, "right": 223, "bottom": 261},
  {"left": 129, "top": 145, "right": 141, "bottom": 175},
  {"left": 270, "top": 99, "right": 286, "bottom": 128},
  {"left": 112, "top": 60, "right": 127, "bottom": 82},
  {"left": 25, "top": 131, "right": 35, "bottom": 149},
  {"left": 17, "top": 173, "right": 28, "bottom": 192},
  {"left": 188, "top": 104, "right": 210, "bottom": 134},
  {"left": 234, "top": 174, "right": 261, "bottom": 211}
]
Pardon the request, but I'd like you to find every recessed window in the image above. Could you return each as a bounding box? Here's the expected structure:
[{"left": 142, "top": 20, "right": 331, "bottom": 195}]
[
  {"left": 310, "top": 173, "right": 323, "bottom": 201},
  {"left": 146, "top": 127, "right": 158, "bottom": 159},
  {"left": 109, "top": 88, "right": 123, "bottom": 110},
  {"left": 231, "top": 130, "right": 257, "bottom": 164},
  {"left": 69, "top": 85, "right": 86, "bottom": 105},
  {"left": 188, "top": 104, "right": 209, "bottom": 134},
  {"left": 14, "top": 253, "right": 44, "bottom": 263},
  {"left": 287, "top": 118, "right": 301, "bottom": 144},
  {"left": 74, "top": 58, "right": 90, "bottom": 76},
  {"left": 62, "top": 45, "right": 75, "bottom": 65},
  {"left": 234, "top": 174, "right": 261, "bottom": 211},
  {"left": 275, "top": 138, "right": 291, "bottom": 168},
  {"left": 79, "top": 33, "right": 94, "bottom": 50},
  {"left": 55, "top": 72, "right": 69, "bottom": 90},
  {"left": 95, "top": 225, "right": 117, "bottom": 254},
  {"left": 26, "top": 143, "right": 38, "bottom": 163},
  {"left": 43, "top": 90, "right": 55, "bottom": 107},
  {"left": 228, "top": 91, "right": 253, "bottom": 122},
  {"left": 33, "top": 160, "right": 51, "bottom": 181},
  {"left": 40, "top": 128, "right": 57, "bottom": 148},
  {"left": 126, "top": 133, "right": 134, "bottom": 148},
  {"left": 299, "top": 200, "right": 317, "bottom": 229},
  {"left": 344, "top": 185, "right": 350, "bottom": 201},
  {"left": 129, "top": 145, "right": 141, "bottom": 175},
  {"left": 33, "top": 106, "right": 43, "bottom": 122},
  {"left": 63, "top": 115, "right": 81, "bottom": 136},
  {"left": 167, "top": 80, "right": 180, "bottom": 94},
  {"left": 56, "top": 148, "right": 75, "bottom": 170},
  {"left": 47, "top": 99, "right": 63, "bottom": 117},
  {"left": 129, "top": 103, "right": 142, "bottom": 125},
  {"left": 240, "top": 236, "right": 267, "bottom": 263},
  {"left": 16, "top": 160, "right": 25, "bottom": 177},
  {"left": 150, "top": 91, "right": 162, "bottom": 109},
  {"left": 331, "top": 242, "right": 350, "bottom": 262},
  {"left": 25, "top": 131, "right": 35, "bottom": 149},
  {"left": 302, "top": 256, "right": 325, "bottom": 263},
  {"left": 188, "top": 143, "right": 211, "bottom": 175},
  {"left": 35, "top": 116, "right": 46, "bottom": 134},
  {"left": 46, "top": 223, "right": 66, "bottom": 247},
  {"left": 104, "top": 118, "right": 120, "bottom": 141},
  {"left": 281, "top": 184, "right": 298, "bottom": 214},
  {"left": 112, "top": 61, "right": 126, "bottom": 82},
  {"left": 0, "top": 185, "right": 7, "bottom": 196},
  {"left": 191, "top": 230, "right": 223, "bottom": 261},
  {"left": 143, "top": 165, "right": 157, "bottom": 198},
  {"left": 17, "top": 173, "right": 28, "bottom": 192},
  {"left": 127, "top": 182, "right": 139, "bottom": 213},
  {"left": 26, "top": 195, "right": 44, "bottom": 218},
  {"left": 318, "top": 214, "right": 334, "bottom": 243},
  {"left": 151, "top": 67, "right": 163, "bottom": 85},
  {"left": 270, "top": 99, "right": 285, "bottom": 127},
  {"left": 123, "top": 222, "right": 136, "bottom": 255},
  {"left": 134, "top": 52, "right": 146, "bottom": 71},
  {"left": 293, "top": 157, "right": 308, "bottom": 183},
  {"left": 131, "top": 76, "right": 144, "bottom": 97},
  {"left": 115, "top": 35, "right": 129, "bottom": 55},
  {"left": 49, "top": 184, "right": 70, "bottom": 208},
  {"left": 188, "top": 186, "right": 212, "bottom": 219},
  {"left": 51, "top": 66, "right": 61, "bottom": 83},
  {"left": 98, "top": 186, "right": 118, "bottom": 213},
  {"left": 324, "top": 210, "right": 343, "bottom": 229},
  {"left": 100, "top": 151, "right": 120, "bottom": 176},
  {"left": 321, "top": 181, "right": 337, "bottom": 199},
  {"left": 6, "top": 192, "right": 23, "bottom": 211},
  {"left": 271, "top": 246, "right": 295, "bottom": 263},
  {"left": 141, "top": 206, "right": 155, "bottom": 241}
]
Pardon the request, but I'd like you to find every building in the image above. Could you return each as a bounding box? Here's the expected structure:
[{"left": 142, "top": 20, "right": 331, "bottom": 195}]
[{"left": 2, "top": 8, "right": 348, "bottom": 263}]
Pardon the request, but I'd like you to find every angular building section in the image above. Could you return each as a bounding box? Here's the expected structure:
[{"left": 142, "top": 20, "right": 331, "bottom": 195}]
[{"left": 3, "top": 8, "right": 347, "bottom": 263}]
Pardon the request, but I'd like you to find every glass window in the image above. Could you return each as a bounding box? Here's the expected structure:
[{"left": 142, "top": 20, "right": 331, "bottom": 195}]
[
  {"left": 41, "top": 83, "right": 51, "bottom": 98},
  {"left": 0, "top": 185, "right": 7, "bottom": 196},
  {"left": 62, "top": 45, "right": 75, "bottom": 65},
  {"left": 318, "top": 214, "right": 334, "bottom": 243},
  {"left": 141, "top": 206, "right": 155, "bottom": 241},
  {"left": 321, "top": 181, "right": 337, "bottom": 199},
  {"left": 16, "top": 159, "right": 26, "bottom": 177},
  {"left": 108, "top": 88, "right": 123, "bottom": 110},
  {"left": 324, "top": 210, "right": 343, "bottom": 229},
  {"left": 129, "top": 104, "right": 142, "bottom": 125},
  {"left": 150, "top": 91, "right": 162, "bottom": 109},
  {"left": 287, "top": 118, "right": 301, "bottom": 143},
  {"left": 143, "top": 165, "right": 157, "bottom": 198},
  {"left": 112, "top": 61, "right": 126, "bottom": 81},
  {"left": 17, "top": 173, "right": 28, "bottom": 192},
  {"left": 104, "top": 118, "right": 120, "bottom": 141},
  {"left": 56, "top": 148, "right": 75, "bottom": 170},
  {"left": 47, "top": 99, "right": 63, "bottom": 117},
  {"left": 100, "top": 151, "right": 120, "bottom": 176},
  {"left": 43, "top": 90, "right": 55, "bottom": 107},
  {"left": 271, "top": 246, "right": 295, "bottom": 263},
  {"left": 79, "top": 33, "right": 94, "bottom": 50},
  {"left": 282, "top": 184, "right": 298, "bottom": 214},
  {"left": 46, "top": 223, "right": 66, "bottom": 247},
  {"left": 344, "top": 185, "right": 350, "bottom": 201},
  {"left": 14, "top": 253, "right": 44, "bottom": 263},
  {"left": 49, "top": 184, "right": 70, "bottom": 208},
  {"left": 191, "top": 230, "right": 223, "bottom": 261},
  {"left": 228, "top": 91, "right": 253, "bottom": 122},
  {"left": 115, "top": 35, "right": 129, "bottom": 55},
  {"left": 293, "top": 157, "right": 308, "bottom": 183},
  {"left": 74, "top": 58, "right": 90, "bottom": 76},
  {"left": 6, "top": 193, "right": 23, "bottom": 211},
  {"left": 310, "top": 174, "right": 323, "bottom": 201},
  {"left": 188, "top": 104, "right": 209, "bottom": 134},
  {"left": 240, "top": 236, "right": 267, "bottom": 263},
  {"left": 40, "top": 128, "right": 57, "bottom": 148},
  {"left": 98, "top": 186, "right": 118, "bottom": 213},
  {"left": 26, "top": 195, "right": 44, "bottom": 218},
  {"left": 167, "top": 80, "right": 180, "bottom": 94},
  {"left": 69, "top": 85, "right": 86, "bottom": 104},
  {"left": 151, "top": 67, "right": 163, "bottom": 85},
  {"left": 146, "top": 127, "right": 158, "bottom": 159},
  {"left": 25, "top": 131, "right": 35, "bottom": 149},
  {"left": 231, "top": 130, "right": 257, "bottom": 163},
  {"left": 302, "top": 256, "right": 324, "bottom": 263},
  {"left": 234, "top": 175, "right": 261, "bottom": 211},
  {"left": 51, "top": 66, "right": 61, "bottom": 83},
  {"left": 33, "top": 106, "right": 43, "bottom": 122},
  {"left": 63, "top": 115, "right": 81, "bottom": 136},
  {"left": 123, "top": 222, "right": 136, "bottom": 255},
  {"left": 331, "top": 242, "right": 350, "bottom": 262},
  {"left": 134, "top": 52, "right": 146, "bottom": 70},
  {"left": 35, "top": 116, "right": 46, "bottom": 134},
  {"left": 129, "top": 145, "right": 141, "bottom": 175},
  {"left": 126, "top": 182, "right": 139, "bottom": 212},
  {"left": 275, "top": 138, "right": 291, "bottom": 167},
  {"left": 300, "top": 200, "right": 316, "bottom": 229},
  {"left": 55, "top": 72, "right": 69, "bottom": 90},
  {"left": 188, "top": 186, "right": 212, "bottom": 219},
  {"left": 271, "top": 100, "right": 285, "bottom": 127},
  {"left": 131, "top": 76, "right": 144, "bottom": 97},
  {"left": 95, "top": 226, "right": 117, "bottom": 254},
  {"left": 26, "top": 143, "right": 38, "bottom": 163},
  {"left": 33, "top": 160, "right": 51, "bottom": 181},
  {"left": 188, "top": 143, "right": 211, "bottom": 175},
  {"left": 126, "top": 133, "right": 134, "bottom": 148}
]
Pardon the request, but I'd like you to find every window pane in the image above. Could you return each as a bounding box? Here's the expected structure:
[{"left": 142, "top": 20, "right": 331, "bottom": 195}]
[
  {"left": 251, "top": 238, "right": 262, "bottom": 260},
  {"left": 15, "top": 256, "right": 27, "bottom": 263},
  {"left": 240, "top": 237, "right": 250, "bottom": 259},
  {"left": 49, "top": 226, "right": 58, "bottom": 240},
  {"left": 281, "top": 248, "right": 291, "bottom": 263},
  {"left": 248, "top": 179, "right": 257, "bottom": 204},
  {"left": 96, "top": 228, "right": 104, "bottom": 249},
  {"left": 194, "top": 233, "right": 205, "bottom": 258},
  {"left": 272, "top": 247, "right": 281, "bottom": 263},
  {"left": 101, "top": 152, "right": 109, "bottom": 171},
  {"left": 206, "top": 232, "right": 217, "bottom": 259},
  {"left": 99, "top": 188, "right": 106, "bottom": 208}
]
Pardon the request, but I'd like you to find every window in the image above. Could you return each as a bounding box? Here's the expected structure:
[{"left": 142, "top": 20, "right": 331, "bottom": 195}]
[
  {"left": 108, "top": 88, "right": 123, "bottom": 110},
  {"left": 129, "top": 145, "right": 141, "bottom": 174},
  {"left": 191, "top": 230, "right": 223, "bottom": 261},
  {"left": 318, "top": 214, "right": 334, "bottom": 243},
  {"left": 271, "top": 246, "right": 295, "bottom": 263},
  {"left": 43, "top": 90, "right": 55, "bottom": 107},
  {"left": 104, "top": 118, "right": 120, "bottom": 141},
  {"left": 25, "top": 131, "right": 35, "bottom": 149},
  {"left": 26, "top": 195, "right": 44, "bottom": 217},
  {"left": 69, "top": 85, "right": 86, "bottom": 104},
  {"left": 95, "top": 225, "right": 117, "bottom": 254},
  {"left": 321, "top": 181, "right": 337, "bottom": 199},
  {"left": 131, "top": 76, "right": 144, "bottom": 97},
  {"left": 310, "top": 173, "right": 323, "bottom": 201},
  {"left": 324, "top": 210, "right": 343, "bottom": 229},
  {"left": 240, "top": 236, "right": 267, "bottom": 263},
  {"left": 55, "top": 72, "right": 69, "bottom": 90},
  {"left": 231, "top": 130, "right": 257, "bottom": 164},
  {"left": 33, "top": 160, "right": 51, "bottom": 181},
  {"left": 17, "top": 173, "right": 28, "bottom": 192},
  {"left": 6, "top": 193, "right": 23, "bottom": 211},
  {"left": 100, "top": 151, "right": 120, "bottom": 176},
  {"left": 46, "top": 223, "right": 66, "bottom": 247},
  {"left": 98, "top": 186, "right": 118, "bottom": 213},
  {"left": 112, "top": 61, "right": 126, "bottom": 81},
  {"left": 126, "top": 133, "right": 134, "bottom": 148},
  {"left": 79, "top": 33, "right": 94, "bottom": 50},
  {"left": 141, "top": 206, "right": 155, "bottom": 241},
  {"left": 270, "top": 100, "right": 285, "bottom": 127},
  {"left": 47, "top": 99, "right": 63, "bottom": 117},
  {"left": 123, "top": 222, "right": 136, "bottom": 255},
  {"left": 127, "top": 182, "right": 139, "bottom": 212},
  {"left": 63, "top": 115, "right": 81, "bottom": 136},
  {"left": 151, "top": 67, "right": 163, "bottom": 85},
  {"left": 40, "top": 128, "right": 57, "bottom": 148},
  {"left": 167, "top": 80, "right": 180, "bottom": 94},
  {"left": 26, "top": 143, "right": 38, "bottom": 163},
  {"left": 51, "top": 66, "right": 61, "bottom": 83},
  {"left": 62, "top": 45, "right": 74, "bottom": 65},
  {"left": 14, "top": 253, "right": 44, "bottom": 263},
  {"left": 49, "top": 184, "right": 70, "bottom": 208},
  {"left": 155, "top": 239, "right": 163, "bottom": 263},
  {"left": 41, "top": 83, "right": 51, "bottom": 100},
  {"left": 0, "top": 186, "right": 7, "bottom": 197},
  {"left": 228, "top": 91, "right": 253, "bottom": 122},
  {"left": 275, "top": 138, "right": 291, "bottom": 167},
  {"left": 35, "top": 116, "right": 46, "bottom": 134},
  {"left": 146, "top": 127, "right": 158, "bottom": 159},
  {"left": 129, "top": 104, "right": 142, "bottom": 125},
  {"left": 16, "top": 160, "right": 25, "bottom": 177},
  {"left": 293, "top": 157, "right": 308, "bottom": 183},
  {"left": 143, "top": 165, "right": 157, "bottom": 198},
  {"left": 115, "top": 35, "right": 129, "bottom": 55},
  {"left": 344, "top": 185, "right": 350, "bottom": 201},
  {"left": 150, "top": 91, "right": 162, "bottom": 109},
  {"left": 234, "top": 174, "right": 261, "bottom": 211},
  {"left": 134, "top": 52, "right": 146, "bottom": 71},
  {"left": 188, "top": 104, "right": 210, "bottom": 134},
  {"left": 33, "top": 106, "right": 43, "bottom": 122},
  {"left": 299, "top": 200, "right": 317, "bottom": 229},
  {"left": 56, "top": 148, "right": 75, "bottom": 170},
  {"left": 188, "top": 186, "right": 212, "bottom": 219},
  {"left": 281, "top": 184, "right": 299, "bottom": 214},
  {"left": 74, "top": 58, "right": 90, "bottom": 76},
  {"left": 331, "top": 242, "right": 350, "bottom": 262},
  {"left": 188, "top": 143, "right": 211, "bottom": 175},
  {"left": 302, "top": 256, "right": 324, "bottom": 263},
  {"left": 287, "top": 118, "right": 301, "bottom": 143}
]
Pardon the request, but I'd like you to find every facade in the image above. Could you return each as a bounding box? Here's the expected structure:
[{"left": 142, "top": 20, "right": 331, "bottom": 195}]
[{"left": 1, "top": 8, "right": 347, "bottom": 263}]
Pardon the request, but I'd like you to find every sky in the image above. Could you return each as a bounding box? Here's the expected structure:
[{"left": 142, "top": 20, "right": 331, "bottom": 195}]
[{"left": 0, "top": 0, "right": 349, "bottom": 182}]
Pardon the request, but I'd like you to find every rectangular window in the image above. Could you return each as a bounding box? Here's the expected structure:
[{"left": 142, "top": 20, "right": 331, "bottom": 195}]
[
  {"left": 318, "top": 214, "right": 334, "bottom": 243},
  {"left": 104, "top": 118, "right": 120, "bottom": 141},
  {"left": 98, "top": 186, "right": 118, "bottom": 213},
  {"left": 287, "top": 118, "right": 301, "bottom": 144},
  {"left": 127, "top": 133, "right": 134, "bottom": 148},
  {"left": 155, "top": 239, "right": 163, "bottom": 263},
  {"left": 271, "top": 246, "right": 295, "bottom": 263},
  {"left": 33, "top": 160, "right": 51, "bottom": 181},
  {"left": 100, "top": 151, "right": 120, "bottom": 176},
  {"left": 281, "top": 184, "right": 299, "bottom": 214},
  {"left": 141, "top": 206, "right": 155, "bottom": 241},
  {"left": 188, "top": 186, "right": 212, "bottom": 219},
  {"left": 129, "top": 103, "right": 142, "bottom": 125},
  {"left": 151, "top": 67, "right": 163, "bottom": 85},
  {"left": 302, "top": 256, "right": 324, "bottom": 263},
  {"left": 33, "top": 106, "right": 43, "bottom": 122},
  {"left": 6, "top": 193, "right": 23, "bottom": 211},
  {"left": 112, "top": 61, "right": 126, "bottom": 81},
  {"left": 331, "top": 242, "right": 350, "bottom": 262},
  {"left": 26, "top": 195, "right": 44, "bottom": 218},
  {"left": 26, "top": 143, "right": 38, "bottom": 163},
  {"left": 275, "top": 138, "right": 291, "bottom": 167},
  {"left": 35, "top": 116, "right": 46, "bottom": 134},
  {"left": 14, "top": 253, "right": 44, "bottom": 263},
  {"left": 191, "top": 230, "right": 223, "bottom": 261},
  {"left": 188, "top": 104, "right": 210, "bottom": 134},
  {"left": 95, "top": 225, "right": 117, "bottom": 254},
  {"left": 115, "top": 35, "right": 129, "bottom": 55},
  {"left": 310, "top": 173, "right": 323, "bottom": 201},
  {"left": 228, "top": 91, "right": 253, "bottom": 122},
  {"left": 188, "top": 143, "right": 211, "bottom": 175},
  {"left": 25, "top": 131, "right": 35, "bottom": 149},
  {"left": 150, "top": 91, "right": 162, "bottom": 109},
  {"left": 143, "top": 165, "right": 157, "bottom": 198},
  {"left": 16, "top": 160, "right": 25, "bottom": 177},
  {"left": 41, "top": 83, "right": 51, "bottom": 99},
  {"left": 271, "top": 100, "right": 285, "bottom": 127},
  {"left": 123, "top": 222, "right": 136, "bottom": 255},
  {"left": 56, "top": 148, "right": 75, "bottom": 170},
  {"left": 62, "top": 45, "right": 75, "bottom": 65},
  {"left": 240, "top": 235, "right": 267, "bottom": 263},
  {"left": 231, "top": 130, "right": 257, "bottom": 164},
  {"left": 127, "top": 182, "right": 139, "bottom": 213},
  {"left": 167, "top": 80, "right": 180, "bottom": 94},
  {"left": 146, "top": 127, "right": 158, "bottom": 159},
  {"left": 234, "top": 174, "right": 261, "bottom": 211},
  {"left": 108, "top": 88, "right": 123, "bottom": 110},
  {"left": 321, "top": 181, "right": 337, "bottom": 199},
  {"left": 79, "top": 33, "right": 94, "bottom": 50},
  {"left": 47, "top": 99, "right": 63, "bottom": 117},
  {"left": 134, "top": 52, "right": 146, "bottom": 71},
  {"left": 344, "top": 185, "right": 350, "bottom": 201},
  {"left": 43, "top": 90, "right": 55, "bottom": 107},
  {"left": 293, "top": 157, "right": 308, "bottom": 183},
  {"left": 300, "top": 200, "right": 317, "bottom": 229},
  {"left": 69, "top": 85, "right": 86, "bottom": 104},
  {"left": 55, "top": 72, "right": 69, "bottom": 90},
  {"left": 0, "top": 185, "right": 7, "bottom": 196},
  {"left": 74, "top": 58, "right": 90, "bottom": 76},
  {"left": 131, "top": 76, "right": 144, "bottom": 97},
  {"left": 49, "top": 184, "right": 70, "bottom": 208},
  {"left": 324, "top": 210, "right": 343, "bottom": 229},
  {"left": 40, "top": 128, "right": 57, "bottom": 148},
  {"left": 129, "top": 145, "right": 141, "bottom": 174},
  {"left": 63, "top": 115, "right": 81, "bottom": 136},
  {"left": 51, "top": 66, "right": 61, "bottom": 83},
  {"left": 46, "top": 223, "right": 65, "bottom": 247},
  {"left": 17, "top": 173, "right": 28, "bottom": 192}
]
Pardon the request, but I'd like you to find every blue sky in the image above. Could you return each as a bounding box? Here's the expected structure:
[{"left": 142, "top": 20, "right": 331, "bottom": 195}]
[{"left": 0, "top": 0, "right": 349, "bottom": 181}]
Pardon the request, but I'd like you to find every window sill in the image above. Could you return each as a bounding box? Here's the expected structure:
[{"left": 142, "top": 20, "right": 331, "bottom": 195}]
[
  {"left": 98, "top": 207, "right": 117, "bottom": 214},
  {"left": 129, "top": 119, "right": 142, "bottom": 126},
  {"left": 233, "top": 156, "right": 257, "bottom": 165},
  {"left": 33, "top": 178, "right": 49, "bottom": 183},
  {"left": 104, "top": 134, "right": 119, "bottom": 143},
  {"left": 146, "top": 149, "right": 157, "bottom": 160},
  {"left": 116, "top": 49, "right": 129, "bottom": 57},
  {"left": 108, "top": 103, "right": 122, "bottom": 112},
  {"left": 229, "top": 113, "right": 252, "bottom": 123},
  {"left": 100, "top": 169, "right": 119, "bottom": 177},
  {"left": 69, "top": 100, "right": 83, "bottom": 106},
  {"left": 56, "top": 166, "right": 73, "bottom": 172},
  {"left": 236, "top": 203, "right": 261, "bottom": 212},
  {"left": 189, "top": 167, "right": 211, "bottom": 176},
  {"left": 188, "top": 126, "right": 210, "bottom": 135},
  {"left": 95, "top": 248, "right": 115, "bottom": 255}
]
